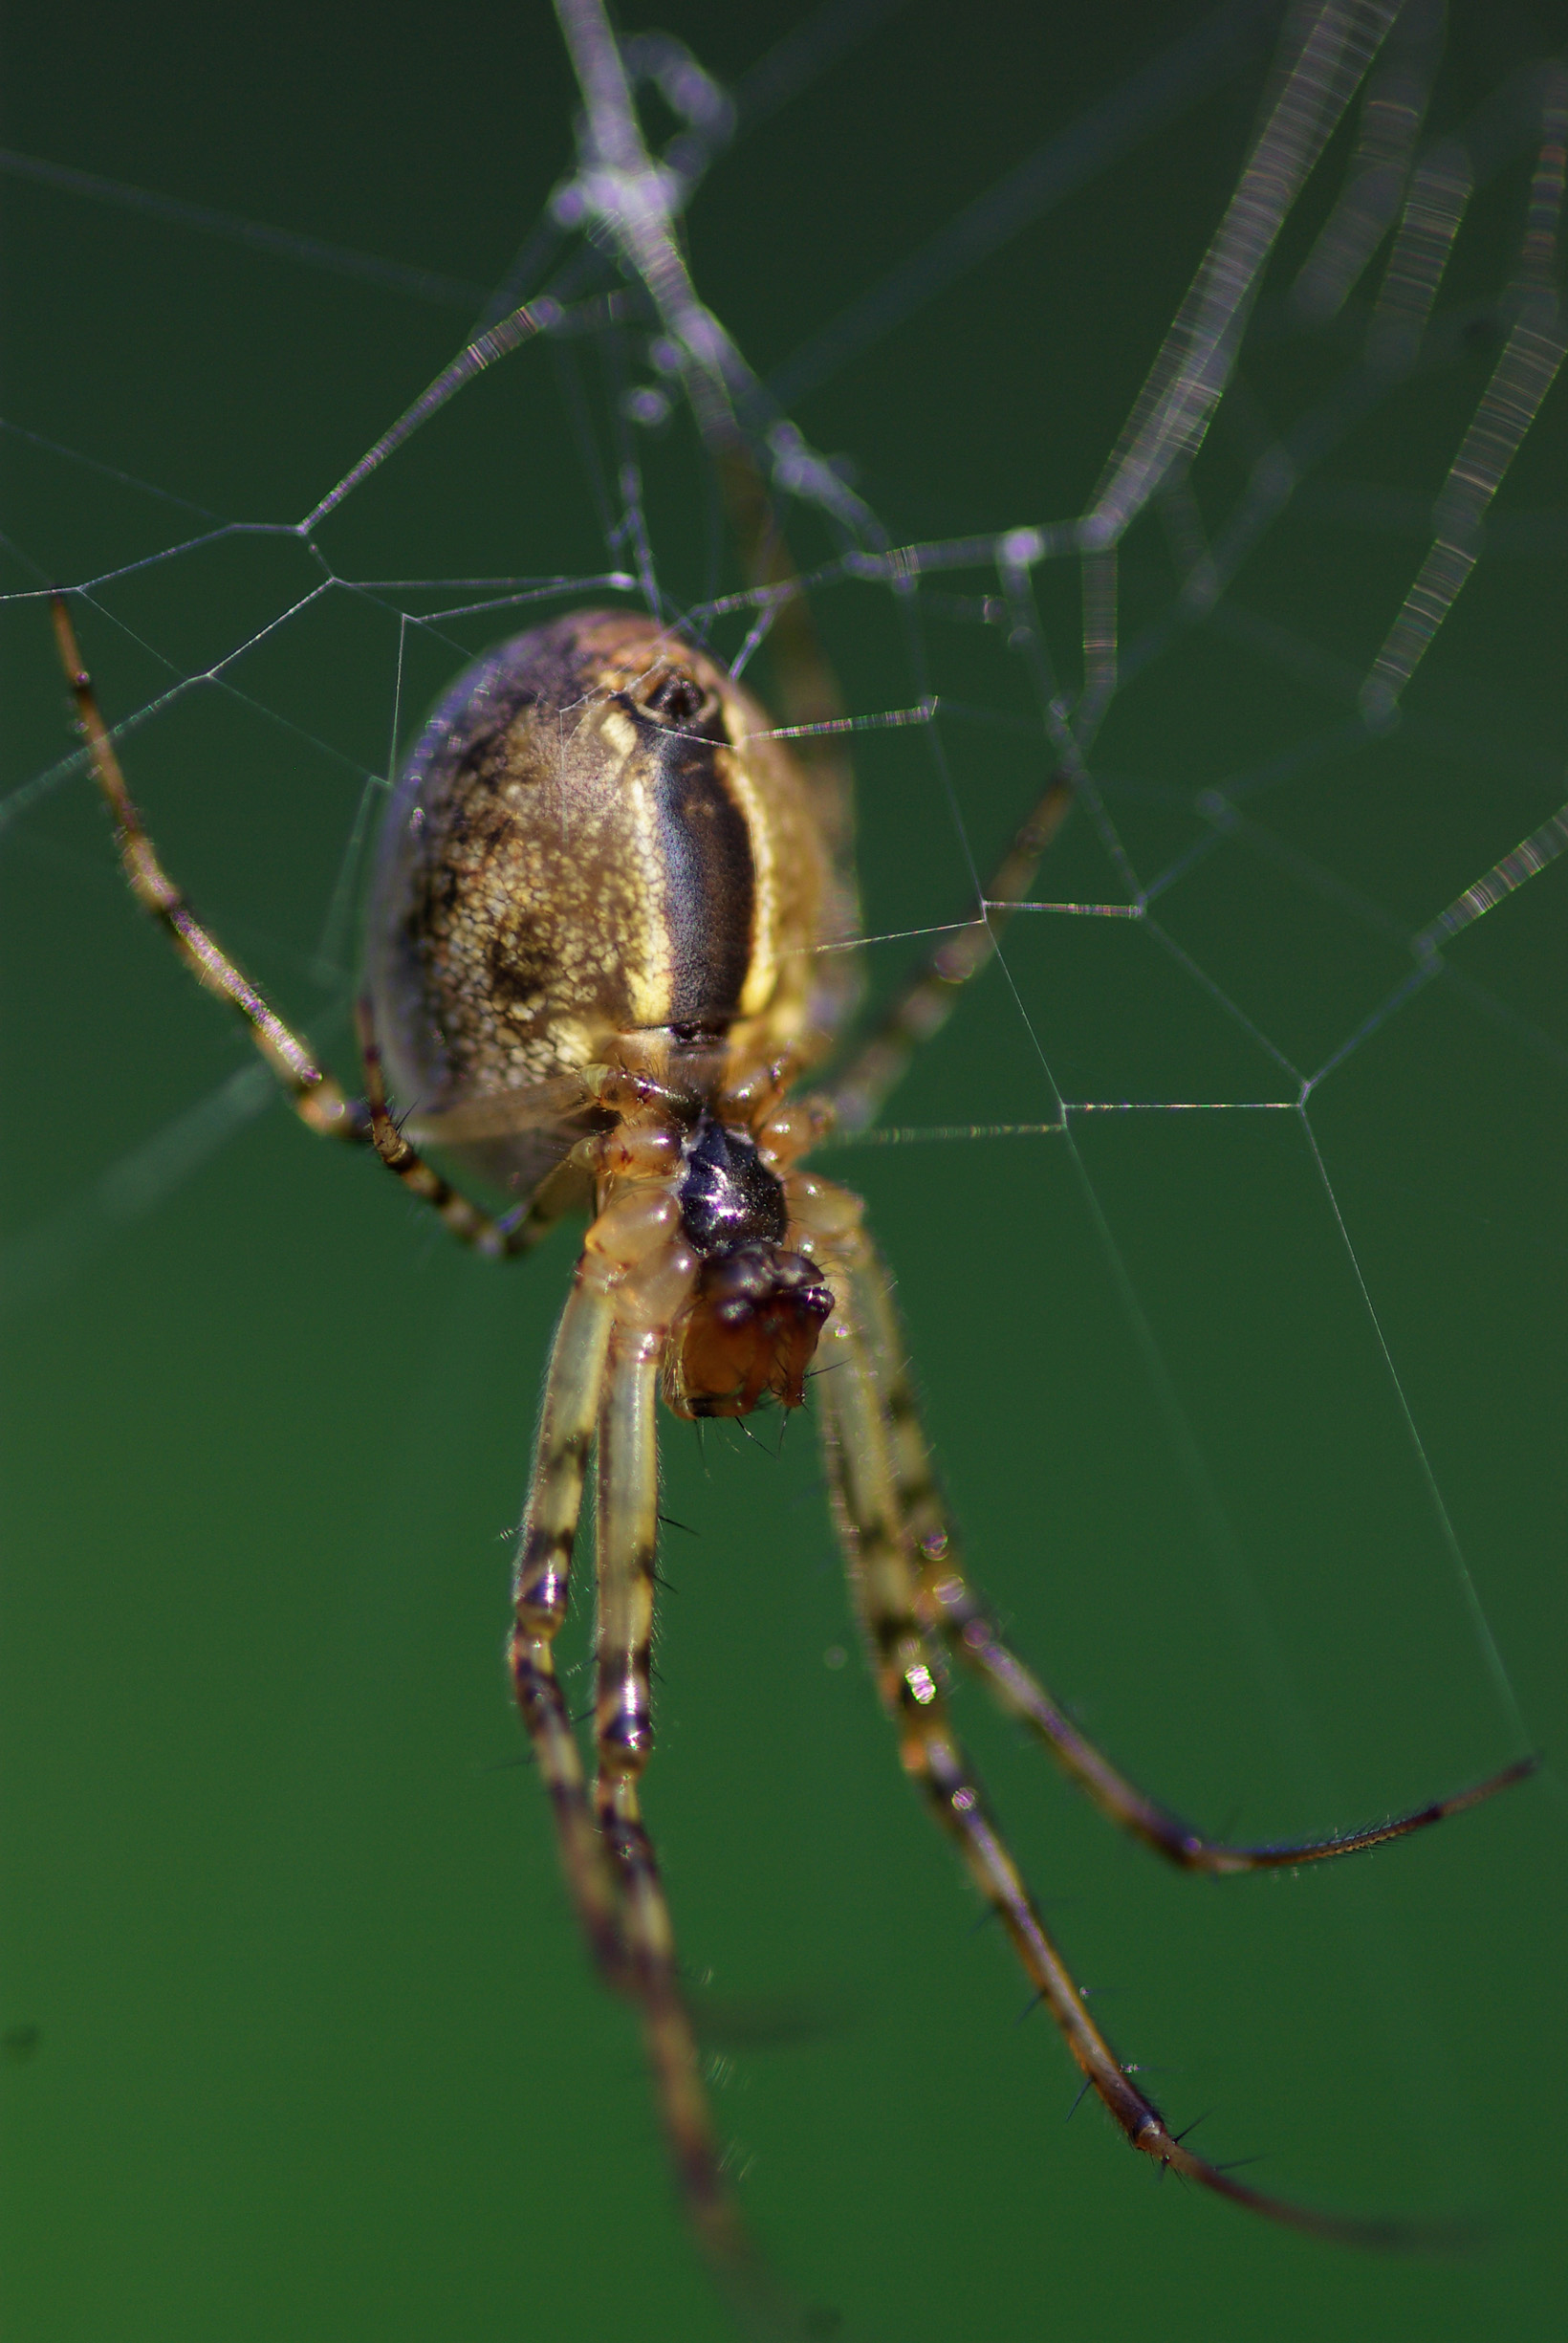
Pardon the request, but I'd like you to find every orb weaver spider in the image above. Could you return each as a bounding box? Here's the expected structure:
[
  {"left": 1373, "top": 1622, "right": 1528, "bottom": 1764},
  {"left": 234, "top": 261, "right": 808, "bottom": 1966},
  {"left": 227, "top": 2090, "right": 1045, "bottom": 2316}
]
[{"left": 53, "top": 589, "right": 1532, "bottom": 2320}]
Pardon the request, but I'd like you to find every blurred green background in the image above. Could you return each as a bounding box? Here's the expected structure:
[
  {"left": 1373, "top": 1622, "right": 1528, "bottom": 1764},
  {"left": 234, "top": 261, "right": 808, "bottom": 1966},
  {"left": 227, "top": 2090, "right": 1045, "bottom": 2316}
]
[{"left": 2, "top": 4, "right": 1564, "bottom": 2338}]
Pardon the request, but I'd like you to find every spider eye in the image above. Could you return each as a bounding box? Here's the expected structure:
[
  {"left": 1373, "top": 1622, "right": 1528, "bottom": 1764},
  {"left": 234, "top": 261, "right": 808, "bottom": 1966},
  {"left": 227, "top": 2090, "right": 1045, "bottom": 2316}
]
[{"left": 631, "top": 665, "right": 713, "bottom": 731}]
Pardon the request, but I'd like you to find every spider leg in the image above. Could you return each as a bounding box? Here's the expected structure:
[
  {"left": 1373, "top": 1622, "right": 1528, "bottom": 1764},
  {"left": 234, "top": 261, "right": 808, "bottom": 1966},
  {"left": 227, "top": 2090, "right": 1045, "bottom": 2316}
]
[
  {"left": 53, "top": 596, "right": 360, "bottom": 1138},
  {"left": 591, "top": 1299, "right": 810, "bottom": 2330},
  {"left": 513, "top": 1184, "right": 797, "bottom": 2317},
  {"left": 814, "top": 1222, "right": 1476, "bottom": 2249},
  {"left": 848, "top": 1216, "right": 1535, "bottom": 1876},
  {"left": 511, "top": 1204, "right": 800, "bottom": 2328},
  {"left": 509, "top": 1247, "right": 623, "bottom": 1975},
  {"left": 355, "top": 997, "right": 567, "bottom": 1259},
  {"left": 52, "top": 595, "right": 542, "bottom": 1258},
  {"left": 593, "top": 1328, "right": 738, "bottom": 2245},
  {"left": 813, "top": 765, "right": 1075, "bottom": 1139}
]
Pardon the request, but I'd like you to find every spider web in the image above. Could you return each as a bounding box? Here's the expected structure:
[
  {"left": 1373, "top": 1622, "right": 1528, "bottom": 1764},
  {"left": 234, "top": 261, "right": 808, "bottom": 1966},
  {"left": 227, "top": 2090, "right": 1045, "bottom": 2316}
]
[{"left": 2, "top": 3, "right": 1563, "bottom": 2338}]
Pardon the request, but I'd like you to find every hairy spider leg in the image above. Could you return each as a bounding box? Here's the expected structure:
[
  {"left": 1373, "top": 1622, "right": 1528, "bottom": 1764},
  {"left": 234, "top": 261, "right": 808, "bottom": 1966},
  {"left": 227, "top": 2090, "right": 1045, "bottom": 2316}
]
[
  {"left": 815, "top": 1209, "right": 1469, "bottom": 2251},
  {"left": 355, "top": 997, "right": 567, "bottom": 1258},
  {"left": 847, "top": 1232, "right": 1536, "bottom": 1874},
  {"left": 51, "top": 595, "right": 548, "bottom": 1259},
  {"left": 592, "top": 1325, "right": 762, "bottom": 2283},
  {"left": 510, "top": 1256, "right": 624, "bottom": 1976},
  {"left": 516, "top": 1197, "right": 807, "bottom": 2330}
]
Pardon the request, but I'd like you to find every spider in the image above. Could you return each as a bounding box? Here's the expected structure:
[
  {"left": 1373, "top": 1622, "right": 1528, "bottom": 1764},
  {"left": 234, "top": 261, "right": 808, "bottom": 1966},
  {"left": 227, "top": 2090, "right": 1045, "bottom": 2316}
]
[{"left": 53, "top": 591, "right": 1533, "bottom": 2318}]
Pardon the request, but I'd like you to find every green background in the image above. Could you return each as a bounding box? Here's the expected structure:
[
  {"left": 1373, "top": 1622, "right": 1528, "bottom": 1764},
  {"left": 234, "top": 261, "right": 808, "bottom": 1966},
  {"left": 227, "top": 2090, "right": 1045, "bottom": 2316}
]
[{"left": 3, "top": 4, "right": 1563, "bottom": 2339}]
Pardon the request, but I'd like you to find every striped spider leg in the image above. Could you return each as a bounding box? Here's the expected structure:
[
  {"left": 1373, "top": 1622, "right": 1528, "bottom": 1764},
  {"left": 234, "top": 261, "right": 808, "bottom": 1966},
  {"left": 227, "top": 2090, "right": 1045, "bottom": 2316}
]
[
  {"left": 839, "top": 1215, "right": 1536, "bottom": 1879},
  {"left": 506, "top": 1171, "right": 774, "bottom": 2304},
  {"left": 50, "top": 596, "right": 565, "bottom": 1261},
  {"left": 807, "top": 1202, "right": 1531, "bottom": 2246}
]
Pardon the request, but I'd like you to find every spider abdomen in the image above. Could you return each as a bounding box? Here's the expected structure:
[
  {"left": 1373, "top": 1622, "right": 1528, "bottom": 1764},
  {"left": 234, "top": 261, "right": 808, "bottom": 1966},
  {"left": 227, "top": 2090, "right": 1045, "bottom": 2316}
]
[{"left": 364, "top": 610, "right": 838, "bottom": 1197}]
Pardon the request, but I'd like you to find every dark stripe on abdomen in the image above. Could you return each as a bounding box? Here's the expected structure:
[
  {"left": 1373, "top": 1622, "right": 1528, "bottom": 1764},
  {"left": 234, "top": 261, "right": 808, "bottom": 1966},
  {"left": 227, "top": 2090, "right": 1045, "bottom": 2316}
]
[{"left": 653, "top": 737, "right": 756, "bottom": 1025}]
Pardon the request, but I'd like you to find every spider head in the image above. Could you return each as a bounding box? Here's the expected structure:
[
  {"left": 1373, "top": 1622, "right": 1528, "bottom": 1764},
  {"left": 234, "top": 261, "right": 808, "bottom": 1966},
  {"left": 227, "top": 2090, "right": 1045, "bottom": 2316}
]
[{"left": 664, "top": 1244, "right": 834, "bottom": 1419}]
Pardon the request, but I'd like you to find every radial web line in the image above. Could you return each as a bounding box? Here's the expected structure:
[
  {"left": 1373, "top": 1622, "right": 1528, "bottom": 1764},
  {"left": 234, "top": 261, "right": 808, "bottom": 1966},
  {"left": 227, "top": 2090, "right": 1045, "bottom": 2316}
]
[
  {"left": 766, "top": 0, "right": 1282, "bottom": 408},
  {"left": 1297, "top": 1112, "right": 1535, "bottom": 1751},
  {"left": 0, "top": 1064, "right": 277, "bottom": 1309},
  {"left": 0, "top": 144, "right": 492, "bottom": 311},
  {"left": 303, "top": 300, "right": 555, "bottom": 531},
  {"left": 751, "top": 698, "right": 936, "bottom": 741},
  {"left": 312, "top": 614, "right": 411, "bottom": 987},
  {"left": 1414, "top": 799, "right": 1568, "bottom": 953},
  {"left": 1288, "top": 0, "right": 1441, "bottom": 323},
  {"left": 1091, "top": 0, "right": 1404, "bottom": 539},
  {"left": 988, "top": 869, "right": 1360, "bottom": 1816},
  {"left": 1364, "top": 138, "right": 1471, "bottom": 372},
  {"left": 1362, "top": 63, "right": 1568, "bottom": 714}
]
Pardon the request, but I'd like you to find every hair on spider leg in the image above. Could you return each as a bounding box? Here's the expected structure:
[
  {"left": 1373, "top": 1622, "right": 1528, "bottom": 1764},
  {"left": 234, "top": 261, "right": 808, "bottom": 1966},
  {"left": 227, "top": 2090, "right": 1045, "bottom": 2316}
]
[
  {"left": 969, "top": 1889, "right": 1072, "bottom": 1937},
  {"left": 687, "top": 1982, "right": 864, "bottom": 2057},
  {"left": 1018, "top": 1980, "right": 1124, "bottom": 2024},
  {"left": 1066, "top": 2062, "right": 1176, "bottom": 2120}
]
